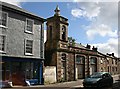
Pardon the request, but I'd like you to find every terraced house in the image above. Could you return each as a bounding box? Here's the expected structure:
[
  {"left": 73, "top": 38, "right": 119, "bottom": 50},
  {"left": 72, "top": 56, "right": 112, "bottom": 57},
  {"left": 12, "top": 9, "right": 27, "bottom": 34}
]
[
  {"left": 0, "top": 2, "right": 45, "bottom": 86},
  {"left": 45, "top": 5, "right": 120, "bottom": 82},
  {"left": 98, "top": 53, "right": 118, "bottom": 75}
]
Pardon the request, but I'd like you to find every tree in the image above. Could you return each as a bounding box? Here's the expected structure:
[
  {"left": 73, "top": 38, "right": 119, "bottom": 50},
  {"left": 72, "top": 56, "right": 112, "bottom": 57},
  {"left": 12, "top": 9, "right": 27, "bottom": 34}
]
[{"left": 68, "top": 37, "right": 76, "bottom": 46}]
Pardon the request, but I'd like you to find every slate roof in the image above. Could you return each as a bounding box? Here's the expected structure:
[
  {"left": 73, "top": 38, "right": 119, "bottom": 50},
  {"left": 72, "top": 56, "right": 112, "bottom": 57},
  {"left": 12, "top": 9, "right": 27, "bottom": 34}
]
[
  {"left": 74, "top": 43, "right": 87, "bottom": 49},
  {"left": 1, "top": 1, "right": 46, "bottom": 22}
]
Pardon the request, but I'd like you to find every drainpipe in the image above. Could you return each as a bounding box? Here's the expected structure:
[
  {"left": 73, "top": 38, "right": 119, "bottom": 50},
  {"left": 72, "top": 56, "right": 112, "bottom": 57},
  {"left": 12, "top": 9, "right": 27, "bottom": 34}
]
[
  {"left": 39, "top": 61, "right": 44, "bottom": 85},
  {"left": 87, "top": 55, "right": 90, "bottom": 77},
  {"left": 74, "top": 52, "right": 76, "bottom": 81},
  {"left": 9, "top": 62, "right": 13, "bottom": 86},
  {"left": 39, "top": 23, "right": 44, "bottom": 85}
]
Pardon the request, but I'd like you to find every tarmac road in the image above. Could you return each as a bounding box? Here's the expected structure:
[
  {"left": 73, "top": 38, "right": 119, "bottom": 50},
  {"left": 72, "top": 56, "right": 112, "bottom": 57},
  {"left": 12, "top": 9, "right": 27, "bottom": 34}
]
[
  {"left": 73, "top": 80, "right": 120, "bottom": 89},
  {"left": 2, "top": 77, "right": 120, "bottom": 89},
  {"left": 2, "top": 81, "right": 120, "bottom": 89}
]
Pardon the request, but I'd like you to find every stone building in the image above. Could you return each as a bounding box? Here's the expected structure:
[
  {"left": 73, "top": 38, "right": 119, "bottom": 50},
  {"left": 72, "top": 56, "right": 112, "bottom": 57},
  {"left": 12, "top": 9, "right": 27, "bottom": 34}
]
[
  {"left": 118, "top": 58, "right": 120, "bottom": 74},
  {"left": 106, "top": 53, "right": 118, "bottom": 75},
  {"left": 0, "top": 2, "right": 45, "bottom": 85},
  {"left": 45, "top": 5, "right": 119, "bottom": 82},
  {"left": 45, "top": 6, "right": 99, "bottom": 82},
  {"left": 98, "top": 52, "right": 118, "bottom": 75}
]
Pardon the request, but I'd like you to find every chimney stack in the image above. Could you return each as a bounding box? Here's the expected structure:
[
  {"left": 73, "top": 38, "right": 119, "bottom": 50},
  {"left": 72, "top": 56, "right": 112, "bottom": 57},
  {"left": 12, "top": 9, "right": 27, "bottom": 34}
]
[
  {"left": 112, "top": 53, "right": 114, "bottom": 57},
  {"left": 86, "top": 44, "right": 91, "bottom": 49},
  {"left": 92, "top": 46, "right": 97, "bottom": 51}
]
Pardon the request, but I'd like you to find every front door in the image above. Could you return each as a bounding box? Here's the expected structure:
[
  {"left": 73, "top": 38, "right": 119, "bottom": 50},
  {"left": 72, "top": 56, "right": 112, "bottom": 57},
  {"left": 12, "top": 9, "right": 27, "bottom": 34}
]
[
  {"left": 2, "top": 62, "right": 10, "bottom": 81},
  {"left": 76, "top": 55, "right": 85, "bottom": 79}
]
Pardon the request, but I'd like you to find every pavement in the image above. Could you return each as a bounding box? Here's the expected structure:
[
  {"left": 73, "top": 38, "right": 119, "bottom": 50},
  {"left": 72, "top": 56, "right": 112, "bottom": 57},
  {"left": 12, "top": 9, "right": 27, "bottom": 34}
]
[
  {"left": 42, "top": 79, "right": 83, "bottom": 88},
  {"left": 2, "top": 79, "right": 84, "bottom": 89},
  {"left": 17, "top": 79, "right": 83, "bottom": 88}
]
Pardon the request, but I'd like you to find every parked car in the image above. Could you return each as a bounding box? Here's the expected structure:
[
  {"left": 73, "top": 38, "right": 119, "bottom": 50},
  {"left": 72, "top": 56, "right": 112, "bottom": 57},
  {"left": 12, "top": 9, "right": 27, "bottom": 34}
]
[
  {"left": 83, "top": 72, "right": 113, "bottom": 88},
  {"left": 0, "top": 80, "right": 12, "bottom": 88},
  {"left": 26, "top": 79, "right": 38, "bottom": 85}
]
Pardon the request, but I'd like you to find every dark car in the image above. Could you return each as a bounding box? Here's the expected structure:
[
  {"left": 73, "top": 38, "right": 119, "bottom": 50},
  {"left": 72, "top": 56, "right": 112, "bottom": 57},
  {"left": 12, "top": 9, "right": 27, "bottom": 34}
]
[{"left": 83, "top": 72, "right": 113, "bottom": 88}]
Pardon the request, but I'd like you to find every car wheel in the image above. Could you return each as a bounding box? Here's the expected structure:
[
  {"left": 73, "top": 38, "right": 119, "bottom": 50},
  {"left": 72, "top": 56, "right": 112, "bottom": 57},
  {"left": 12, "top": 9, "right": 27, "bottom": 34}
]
[
  {"left": 109, "top": 82, "right": 113, "bottom": 88},
  {"left": 97, "top": 83, "right": 103, "bottom": 88}
]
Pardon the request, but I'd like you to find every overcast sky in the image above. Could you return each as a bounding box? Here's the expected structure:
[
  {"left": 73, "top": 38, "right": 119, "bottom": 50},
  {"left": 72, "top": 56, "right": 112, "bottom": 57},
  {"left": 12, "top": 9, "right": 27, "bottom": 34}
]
[{"left": 0, "top": 0, "right": 119, "bottom": 57}]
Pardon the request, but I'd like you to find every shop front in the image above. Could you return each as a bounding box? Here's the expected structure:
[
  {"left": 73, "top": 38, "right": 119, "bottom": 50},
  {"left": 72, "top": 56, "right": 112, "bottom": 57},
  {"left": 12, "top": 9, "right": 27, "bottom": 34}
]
[{"left": 1, "top": 56, "right": 44, "bottom": 86}]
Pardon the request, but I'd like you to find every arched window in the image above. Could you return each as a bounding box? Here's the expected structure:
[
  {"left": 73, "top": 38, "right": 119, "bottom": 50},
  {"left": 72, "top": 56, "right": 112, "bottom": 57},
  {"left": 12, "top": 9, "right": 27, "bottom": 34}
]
[
  {"left": 61, "top": 25, "right": 66, "bottom": 41},
  {"left": 61, "top": 53, "right": 66, "bottom": 68},
  {"left": 76, "top": 55, "right": 85, "bottom": 64},
  {"left": 61, "top": 53, "right": 66, "bottom": 61},
  {"left": 90, "top": 57, "right": 97, "bottom": 64}
]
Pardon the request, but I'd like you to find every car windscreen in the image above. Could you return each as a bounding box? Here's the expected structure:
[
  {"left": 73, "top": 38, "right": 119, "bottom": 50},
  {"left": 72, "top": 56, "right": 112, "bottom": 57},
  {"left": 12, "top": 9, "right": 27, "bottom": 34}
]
[{"left": 90, "top": 73, "right": 102, "bottom": 78}]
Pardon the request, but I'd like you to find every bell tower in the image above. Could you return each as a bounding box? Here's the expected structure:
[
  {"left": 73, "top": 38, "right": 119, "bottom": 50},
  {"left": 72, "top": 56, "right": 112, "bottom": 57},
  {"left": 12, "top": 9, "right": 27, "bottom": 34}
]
[
  {"left": 45, "top": 5, "right": 69, "bottom": 50},
  {"left": 45, "top": 5, "right": 69, "bottom": 81}
]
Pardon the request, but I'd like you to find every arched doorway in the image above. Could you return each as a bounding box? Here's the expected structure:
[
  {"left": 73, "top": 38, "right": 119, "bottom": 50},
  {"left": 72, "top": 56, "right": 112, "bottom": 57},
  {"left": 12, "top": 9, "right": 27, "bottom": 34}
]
[{"left": 76, "top": 55, "right": 85, "bottom": 79}]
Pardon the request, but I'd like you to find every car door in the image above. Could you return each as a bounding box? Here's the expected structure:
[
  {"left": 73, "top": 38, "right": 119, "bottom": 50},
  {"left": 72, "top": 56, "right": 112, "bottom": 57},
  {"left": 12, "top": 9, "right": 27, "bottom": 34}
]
[
  {"left": 101, "top": 74, "right": 107, "bottom": 86},
  {"left": 104, "top": 73, "right": 110, "bottom": 86},
  {"left": 107, "top": 73, "right": 113, "bottom": 85}
]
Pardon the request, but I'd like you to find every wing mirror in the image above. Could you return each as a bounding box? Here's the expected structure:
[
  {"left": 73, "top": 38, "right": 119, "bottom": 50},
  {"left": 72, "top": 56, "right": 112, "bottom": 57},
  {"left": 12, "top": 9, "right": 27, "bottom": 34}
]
[{"left": 102, "top": 75, "right": 106, "bottom": 78}]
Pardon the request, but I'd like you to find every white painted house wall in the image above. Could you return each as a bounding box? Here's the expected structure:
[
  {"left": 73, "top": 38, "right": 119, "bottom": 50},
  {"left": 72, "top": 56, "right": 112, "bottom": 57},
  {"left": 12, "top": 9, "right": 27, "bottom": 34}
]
[{"left": 44, "top": 66, "right": 56, "bottom": 84}]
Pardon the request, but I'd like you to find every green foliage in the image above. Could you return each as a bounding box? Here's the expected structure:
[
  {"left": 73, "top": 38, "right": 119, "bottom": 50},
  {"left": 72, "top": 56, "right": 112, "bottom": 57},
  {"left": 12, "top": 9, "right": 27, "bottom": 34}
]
[
  {"left": 44, "top": 80, "right": 51, "bottom": 85},
  {"left": 44, "top": 80, "right": 56, "bottom": 85},
  {"left": 68, "top": 37, "right": 76, "bottom": 46}
]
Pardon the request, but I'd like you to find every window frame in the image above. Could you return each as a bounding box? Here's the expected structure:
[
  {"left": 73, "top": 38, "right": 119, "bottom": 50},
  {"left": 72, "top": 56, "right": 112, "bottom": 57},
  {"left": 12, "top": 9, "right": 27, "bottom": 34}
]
[
  {"left": 61, "top": 25, "right": 66, "bottom": 41},
  {"left": 90, "top": 57, "right": 97, "bottom": 64},
  {"left": 25, "top": 39, "right": 34, "bottom": 55},
  {"left": 61, "top": 53, "right": 66, "bottom": 61},
  {"left": 76, "top": 55, "right": 85, "bottom": 64},
  {"left": 25, "top": 18, "right": 34, "bottom": 34},
  {"left": 0, "top": 11, "right": 8, "bottom": 28},
  {"left": 0, "top": 34, "right": 6, "bottom": 53}
]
